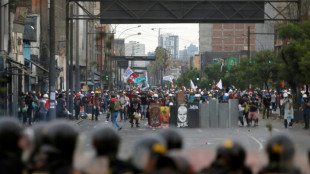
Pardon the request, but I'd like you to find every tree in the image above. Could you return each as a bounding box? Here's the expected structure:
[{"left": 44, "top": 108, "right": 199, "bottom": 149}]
[
  {"left": 277, "top": 21, "right": 310, "bottom": 107},
  {"left": 147, "top": 47, "right": 170, "bottom": 85}
]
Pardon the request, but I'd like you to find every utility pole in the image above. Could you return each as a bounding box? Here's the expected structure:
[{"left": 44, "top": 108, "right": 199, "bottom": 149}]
[
  {"left": 86, "top": 20, "right": 88, "bottom": 85},
  {"left": 248, "top": 26, "right": 251, "bottom": 61},
  {"left": 69, "top": 5, "right": 74, "bottom": 113},
  {"left": 49, "top": 0, "right": 56, "bottom": 120},
  {"left": 66, "top": 0, "right": 69, "bottom": 106},
  {"left": 75, "top": 4, "right": 80, "bottom": 92}
]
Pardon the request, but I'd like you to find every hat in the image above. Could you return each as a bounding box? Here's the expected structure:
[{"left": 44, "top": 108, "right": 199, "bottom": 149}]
[
  {"left": 43, "top": 94, "right": 48, "bottom": 98},
  {"left": 303, "top": 94, "right": 307, "bottom": 98},
  {"left": 76, "top": 93, "right": 80, "bottom": 97},
  {"left": 91, "top": 91, "right": 94, "bottom": 94}
]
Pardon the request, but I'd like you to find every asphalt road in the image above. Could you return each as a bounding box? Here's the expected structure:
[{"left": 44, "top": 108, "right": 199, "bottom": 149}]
[{"left": 72, "top": 111, "right": 310, "bottom": 173}]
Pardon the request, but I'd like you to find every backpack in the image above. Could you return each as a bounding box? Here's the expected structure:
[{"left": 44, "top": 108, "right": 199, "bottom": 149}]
[{"left": 114, "top": 101, "right": 122, "bottom": 111}]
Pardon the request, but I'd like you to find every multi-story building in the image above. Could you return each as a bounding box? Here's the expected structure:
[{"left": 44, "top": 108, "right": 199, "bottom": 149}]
[
  {"left": 158, "top": 33, "right": 179, "bottom": 59},
  {"left": 187, "top": 44, "right": 199, "bottom": 57},
  {"left": 125, "top": 41, "right": 146, "bottom": 67},
  {"left": 199, "top": 4, "right": 276, "bottom": 67}
]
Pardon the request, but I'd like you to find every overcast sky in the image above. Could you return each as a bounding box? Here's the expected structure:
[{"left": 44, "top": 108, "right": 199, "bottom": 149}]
[{"left": 113, "top": 24, "right": 199, "bottom": 54}]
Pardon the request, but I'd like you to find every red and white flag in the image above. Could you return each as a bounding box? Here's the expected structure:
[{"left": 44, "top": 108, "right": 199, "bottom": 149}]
[
  {"left": 128, "top": 73, "right": 137, "bottom": 83},
  {"left": 170, "top": 81, "right": 174, "bottom": 88}
]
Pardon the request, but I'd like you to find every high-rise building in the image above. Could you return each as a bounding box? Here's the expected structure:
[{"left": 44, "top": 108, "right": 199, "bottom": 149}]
[
  {"left": 187, "top": 44, "right": 199, "bottom": 57},
  {"left": 125, "top": 41, "right": 146, "bottom": 67},
  {"left": 158, "top": 33, "right": 179, "bottom": 59}
]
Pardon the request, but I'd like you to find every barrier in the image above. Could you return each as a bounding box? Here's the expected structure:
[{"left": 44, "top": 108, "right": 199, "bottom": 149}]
[{"left": 170, "top": 99, "right": 239, "bottom": 128}]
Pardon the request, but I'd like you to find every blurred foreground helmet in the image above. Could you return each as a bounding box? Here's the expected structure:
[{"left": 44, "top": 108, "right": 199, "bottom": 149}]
[
  {"left": 265, "top": 135, "right": 295, "bottom": 163},
  {"left": 215, "top": 140, "right": 246, "bottom": 170},
  {"left": 131, "top": 134, "right": 167, "bottom": 171},
  {"left": 158, "top": 129, "right": 183, "bottom": 150},
  {"left": 41, "top": 121, "right": 78, "bottom": 161},
  {"left": 303, "top": 94, "right": 307, "bottom": 98},
  {"left": 92, "top": 126, "right": 120, "bottom": 156},
  {"left": 95, "top": 91, "right": 100, "bottom": 94},
  {"left": 283, "top": 93, "right": 288, "bottom": 98},
  {"left": 43, "top": 94, "right": 48, "bottom": 98},
  {"left": 0, "top": 118, "right": 23, "bottom": 157}
]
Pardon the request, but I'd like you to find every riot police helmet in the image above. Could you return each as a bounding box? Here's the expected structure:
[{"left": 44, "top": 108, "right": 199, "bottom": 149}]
[
  {"left": 158, "top": 129, "right": 183, "bottom": 150},
  {"left": 265, "top": 134, "right": 295, "bottom": 164},
  {"left": 41, "top": 121, "right": 78, "bottom": 161},
  {"left": 0, "top": 118, "right": 23, "bottom": 157},
  {"left": 92, "top": 126, "right": 120, "bottom": 157}
]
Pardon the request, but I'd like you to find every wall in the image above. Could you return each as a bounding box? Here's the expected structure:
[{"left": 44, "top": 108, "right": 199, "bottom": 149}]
[{"left": 199, "top": 24, "right": 212, "bottom": 53}]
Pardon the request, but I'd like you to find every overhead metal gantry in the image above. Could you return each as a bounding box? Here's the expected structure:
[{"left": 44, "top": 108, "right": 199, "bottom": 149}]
[{"left": 68, "top": 0, "right": 301, "bottom": 23}]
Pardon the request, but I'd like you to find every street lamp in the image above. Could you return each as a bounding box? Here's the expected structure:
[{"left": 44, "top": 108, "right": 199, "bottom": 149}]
[
  {"left": 125, "top": 32, "right": 141, "bottom": 40},
  {"left": 118, "top": 25, "right": 141, "bottom": 39}
]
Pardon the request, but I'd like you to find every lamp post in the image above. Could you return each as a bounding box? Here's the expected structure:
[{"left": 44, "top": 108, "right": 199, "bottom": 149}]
[{"left": 118, "top": 25, "right": 141, "bottom": 39}]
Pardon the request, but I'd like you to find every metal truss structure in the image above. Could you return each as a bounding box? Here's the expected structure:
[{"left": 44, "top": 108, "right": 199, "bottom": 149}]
[{"left": 68, "top": 0, "right": 301, "bottom": 23}]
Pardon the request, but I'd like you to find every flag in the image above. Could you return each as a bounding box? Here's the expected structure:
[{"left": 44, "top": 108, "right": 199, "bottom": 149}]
[
  {"left": 190, "top": 80, "right": 195, "bottom": 91},
  {"left": 216, "top": 79, "right": 222, "bottom": 89},
  {"left": 170, "top": 81, "right": 174, "bottom": 88},
  {"left": 145, "top": 72, "right": 149, "bottom": 88},
  {"left": 134, "top": 77, "right": 146, "bottom": 84},
  {"left": 195, "top": 85, "right": 198, "bottom": 90},
  {"left": 220, "top": 63, "right": 224, "bottom": 72},
  {"left": 128, "top": 73, "right": 137, "bottom": 83},
  {"left": 123, "top": 67, "right": 134, "bottom": 80}
]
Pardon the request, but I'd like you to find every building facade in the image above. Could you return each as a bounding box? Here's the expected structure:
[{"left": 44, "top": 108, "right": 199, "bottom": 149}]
[{"left": 158, "top": 33, "right": 179, "bottom": 59}]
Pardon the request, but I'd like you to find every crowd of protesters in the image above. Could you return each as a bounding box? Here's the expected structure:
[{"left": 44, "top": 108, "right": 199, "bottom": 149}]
[
  {"left": 0, "top": 118, "right": 309, "bottom": 174},
  {"left": 17, "top": 87, "right": 310, "bottom": 130}
]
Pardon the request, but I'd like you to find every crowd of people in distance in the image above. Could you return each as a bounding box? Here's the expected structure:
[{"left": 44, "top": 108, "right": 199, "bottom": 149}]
[
  {"left": 0, "top": 118, "right": 309, "bottom": 174},
  {"left": 17, "top": 87, "right": 310, "bottom": 130}
]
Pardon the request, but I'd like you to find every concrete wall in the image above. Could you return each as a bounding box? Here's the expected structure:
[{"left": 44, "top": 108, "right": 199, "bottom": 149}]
[{"left": 199, "top": 24, "right": 212, "bottom": 53}]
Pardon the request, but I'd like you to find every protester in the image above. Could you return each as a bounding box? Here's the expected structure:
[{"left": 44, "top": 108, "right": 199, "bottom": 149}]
[
  {"left": 109, "top": 94, "right": 122, "bottom": 130},
  {"left": 302, "top": 94, "right": 310, "bottom": 129}
]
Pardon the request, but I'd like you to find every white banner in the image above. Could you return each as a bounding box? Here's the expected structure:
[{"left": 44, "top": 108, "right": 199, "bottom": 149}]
[
  {"left": 163, "top": 75, "right": 173, "bottom": 81},
  {"left": 123, "top": 67, "right": 134, "bottom": 80}
]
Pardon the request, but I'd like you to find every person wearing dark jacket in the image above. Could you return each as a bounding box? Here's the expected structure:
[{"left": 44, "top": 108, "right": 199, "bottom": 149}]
[{"left": 129, "top": 95, "right": 141, "bottom": 128}]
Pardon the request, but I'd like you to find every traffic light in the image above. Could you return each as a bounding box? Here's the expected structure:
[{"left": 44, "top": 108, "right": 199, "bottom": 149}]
[
  {"left": 196, "top": 73, "right": 200, "bottom": 81},
  {"left": 105, "top": 75, "right": 109, "bottom": 80},
  {"left": 268, "top": 60, "right": 272, "bottom": 63}
]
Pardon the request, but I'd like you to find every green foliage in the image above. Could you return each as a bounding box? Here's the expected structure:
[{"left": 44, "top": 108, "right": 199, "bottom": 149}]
[
  {"left": 277, "top": 21, "right": 310, "bottom": 86},
  {"left": 175, "top": 68, "right": 199, "bottom": 88},
  {"left": 176, "top": 50, "right": 278, "bottom": 90}
]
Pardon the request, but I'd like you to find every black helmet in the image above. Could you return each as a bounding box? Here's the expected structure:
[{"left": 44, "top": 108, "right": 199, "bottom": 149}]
[
  {"left": 265, "top": 135, "right": 295, "bottom": 164},
  {"left": 158, "top": 129, "right": 183, "bottom": 150},
  {"left": 131, "top": 134, "right": 167, "bottom": 171},
  {"left": 0, "top": 118, "right": 23, "bottom": 157},
  {"left": 215, "top": 140, "right": 246, "bottom": 170},
  {"left": 41, "top": 121, "right": 78, "bottom": 161},
  {"left": 92, "top": 126, "right": 120, "bottom": 157}
]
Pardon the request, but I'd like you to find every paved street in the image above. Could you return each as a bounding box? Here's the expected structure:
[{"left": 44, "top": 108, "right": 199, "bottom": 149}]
[{"left": 71, "top": 111, "right": 310, "bottom": 173}]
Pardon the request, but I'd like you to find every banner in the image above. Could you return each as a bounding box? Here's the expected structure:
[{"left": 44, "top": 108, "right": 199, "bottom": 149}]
[
  {"left": 134, "top": 77, "right": 146, "bottom": 84},
  {"left": 160, "top": 107, "right": 170, "bottom": 124},
  {"left": 163, "top": 75, "right": 173, "bottom": 81},
  {"left": 123, "top": 67, "right": 133, "bottom": 80},
  {"left": 149, "top": 104, "right": 161, "bottom": 127}
]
